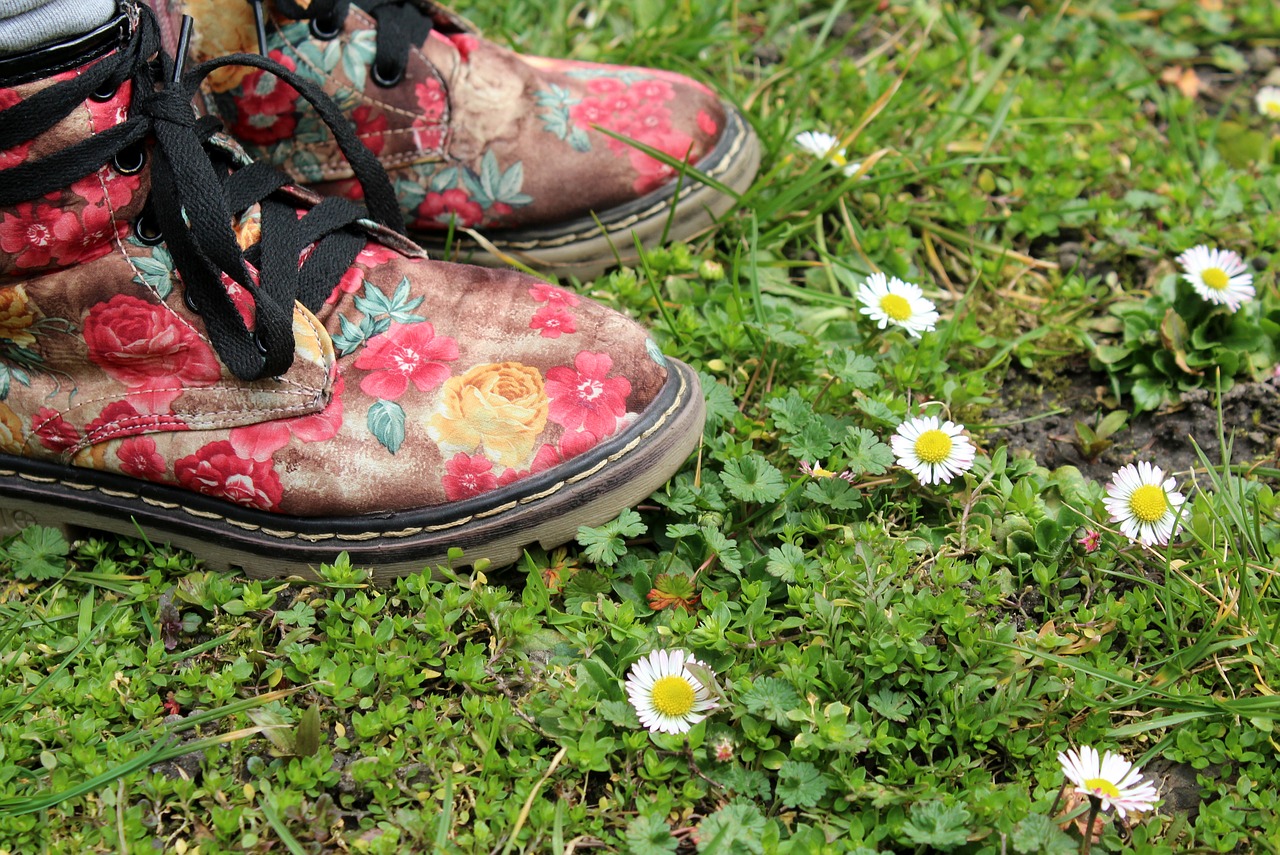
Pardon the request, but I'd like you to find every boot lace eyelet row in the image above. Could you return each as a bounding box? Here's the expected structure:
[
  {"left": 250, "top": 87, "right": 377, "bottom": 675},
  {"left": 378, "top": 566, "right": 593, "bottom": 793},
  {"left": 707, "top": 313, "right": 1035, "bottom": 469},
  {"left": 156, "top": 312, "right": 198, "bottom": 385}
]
[
  {"left": 0, "top": 6, "right": 408, "bottom": 383},
  {"left": 275, "top": 0, "right": 434, "bottom": 94}
]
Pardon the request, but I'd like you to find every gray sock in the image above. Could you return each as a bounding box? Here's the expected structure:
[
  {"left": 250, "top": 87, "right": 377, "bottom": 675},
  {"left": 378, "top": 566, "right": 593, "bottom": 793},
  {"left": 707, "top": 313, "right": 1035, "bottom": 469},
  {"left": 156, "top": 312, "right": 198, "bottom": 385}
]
[{"left": 0, "top": 0, "right": 117, "bottom": 54}]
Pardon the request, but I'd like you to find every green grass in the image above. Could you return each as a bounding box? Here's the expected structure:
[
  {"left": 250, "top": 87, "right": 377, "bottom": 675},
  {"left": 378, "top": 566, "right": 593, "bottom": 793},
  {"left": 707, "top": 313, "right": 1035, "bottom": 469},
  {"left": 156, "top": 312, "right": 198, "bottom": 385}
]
[{"left": 4, "top": 0, "right": 1280, "bottom": 852}]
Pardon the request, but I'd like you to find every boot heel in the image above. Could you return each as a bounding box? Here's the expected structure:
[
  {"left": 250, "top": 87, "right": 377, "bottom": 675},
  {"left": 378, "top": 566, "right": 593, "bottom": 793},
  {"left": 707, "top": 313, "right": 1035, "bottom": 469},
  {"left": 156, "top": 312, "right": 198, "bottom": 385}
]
[{"left": 0, "top": 500, "right": 81, "bottom": 543}]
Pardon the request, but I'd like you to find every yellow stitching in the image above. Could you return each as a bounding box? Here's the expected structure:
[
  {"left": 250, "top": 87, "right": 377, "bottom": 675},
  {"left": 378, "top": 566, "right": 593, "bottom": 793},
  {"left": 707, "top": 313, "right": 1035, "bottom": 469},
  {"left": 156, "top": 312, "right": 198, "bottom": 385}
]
[{"left": 1, "top": 366, "right": 692, "bottom": 544}]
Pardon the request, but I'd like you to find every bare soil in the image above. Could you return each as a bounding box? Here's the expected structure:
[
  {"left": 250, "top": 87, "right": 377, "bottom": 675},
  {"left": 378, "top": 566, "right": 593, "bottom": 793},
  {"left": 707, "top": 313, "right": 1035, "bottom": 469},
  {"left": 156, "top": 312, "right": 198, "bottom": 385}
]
[{"left": 986, "top": 361, "right": 1280, "bottom": 482}]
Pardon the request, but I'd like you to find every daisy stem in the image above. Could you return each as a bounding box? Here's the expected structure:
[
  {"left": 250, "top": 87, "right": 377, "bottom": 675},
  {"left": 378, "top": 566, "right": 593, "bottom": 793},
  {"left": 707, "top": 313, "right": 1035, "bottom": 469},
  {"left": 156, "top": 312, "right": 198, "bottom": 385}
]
[
  {"left": 1081, "top": 797, "right": 1101, "bottom": 855},
  {"left": 1048, "top": 782, "right": 1066, "bottom": 817}
]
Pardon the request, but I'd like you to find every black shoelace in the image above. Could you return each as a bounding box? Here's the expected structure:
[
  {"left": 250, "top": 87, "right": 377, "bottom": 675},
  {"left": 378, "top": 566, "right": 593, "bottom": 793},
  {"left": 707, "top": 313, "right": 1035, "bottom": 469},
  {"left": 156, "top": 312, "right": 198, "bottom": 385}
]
[
  {"left": 0, "top": 6, "right": 406, "bottom": 382},
  {"left": 269, "top": 0, "right": 434, "bottom": 87}
]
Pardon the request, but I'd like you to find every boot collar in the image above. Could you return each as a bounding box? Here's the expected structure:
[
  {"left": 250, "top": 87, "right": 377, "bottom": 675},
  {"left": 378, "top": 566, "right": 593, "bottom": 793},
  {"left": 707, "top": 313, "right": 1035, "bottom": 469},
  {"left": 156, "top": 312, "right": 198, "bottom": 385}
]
[{"left": 0, "top": 6, "right": 134, "bottom": 87}]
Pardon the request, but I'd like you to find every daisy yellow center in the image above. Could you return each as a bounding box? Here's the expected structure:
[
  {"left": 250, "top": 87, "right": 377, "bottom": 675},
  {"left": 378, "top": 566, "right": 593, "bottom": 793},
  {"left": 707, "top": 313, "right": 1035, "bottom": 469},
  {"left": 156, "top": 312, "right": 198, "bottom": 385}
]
[
  {"left": 831, "top": 152, "right": 848, "bottom": 166},
  {"left": 1128, "top": 484, "right": 1168, "bottom": 523},
  {"left": 1201, "top": 267, "right": 1229, "bottom": 291},
  {"left": 879, "top": 294, "right": 913, "bottom": 321},
  {"left": 810, "top": 465, "right": 835, "bottom": 478},
  {"left": 1084, "top": 778, "right": 1121, "bottom": 799},
  {"left": 914, "top": 429, "right": 952, "bottom": 465},
  {"left": 650, "top": 675, "right": 696, "bottom": 717},
  {"left": 1263, "top": 97, "right": 1280, "bottom": 118}
]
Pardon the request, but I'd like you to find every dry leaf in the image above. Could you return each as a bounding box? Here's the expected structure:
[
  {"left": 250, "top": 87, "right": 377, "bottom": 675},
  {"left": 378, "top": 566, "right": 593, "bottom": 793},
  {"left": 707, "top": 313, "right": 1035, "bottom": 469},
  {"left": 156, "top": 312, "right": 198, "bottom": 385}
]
[{"left": 1160, "top": 66, "right": 1202, "bottom": 100}]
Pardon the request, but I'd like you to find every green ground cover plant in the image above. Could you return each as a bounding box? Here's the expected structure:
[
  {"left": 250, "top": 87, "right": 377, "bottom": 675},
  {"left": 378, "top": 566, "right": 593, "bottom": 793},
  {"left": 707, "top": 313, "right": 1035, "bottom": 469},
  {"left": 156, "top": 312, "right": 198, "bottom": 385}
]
[{"left": 3, "top": 0, "right": 1280, "bottom": 852}]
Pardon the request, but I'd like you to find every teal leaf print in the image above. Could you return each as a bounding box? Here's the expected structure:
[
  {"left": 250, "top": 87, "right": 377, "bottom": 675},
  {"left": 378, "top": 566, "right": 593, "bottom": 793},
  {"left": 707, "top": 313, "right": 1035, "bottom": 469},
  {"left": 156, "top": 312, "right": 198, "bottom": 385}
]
[
  {"left": 289, "top": 149, "right": 325, "bottom": 183},
  {"left": 354, "top": 277, "right": 424, "bottom": 325},
  {"left": 129, "top": 244, "right": 175, "bottom": 300},
  {"left": 645, "top": 338, "right": 667, "bottom": 367},
  {"left": 394, "top": 176, "right": 426, "bottom": 211},
  {"left": 367, "top": 399, "right": 406, "bottom": 454},
  {"left": 332, "top": 314, "right": 370, "bottom": 356},
  {"left": 429, "top": 166, "right": 461, "bottom": 192},
  {"left": 568, "top": 127, "right": 591, "bottom": 153},
  {"left": 292, "top": 31, "right": 342, "bottom": 79},
  {"left": 342, "top": 29, "right": 377, "bottom": 91},
  {"left": 534, "top": 86, "right": 592, "bottom": 152},
  {"left": 474, "top": 152, "right": 533, "bottom": 208}
]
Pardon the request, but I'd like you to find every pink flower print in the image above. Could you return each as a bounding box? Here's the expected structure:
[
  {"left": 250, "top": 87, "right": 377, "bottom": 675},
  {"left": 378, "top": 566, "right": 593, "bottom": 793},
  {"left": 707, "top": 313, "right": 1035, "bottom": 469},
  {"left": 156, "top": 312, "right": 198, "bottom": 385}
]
[
  {"left": 601, "top": 91, "right": 638, "bottom": 116},
  {"left": 613, "top": 101, "right": 673, "bottom": 143},
  {"left": 230, "top": 375, "right": 345, "bottom": 461},
  {"left": 51, "top": 199, "right": 123, "bottom": 267},
  {"left": 545, "top": 351, "right": 631, "bottom": 438},
  {"left": 416, "top": 189, "right": 483, "bottom": 228},
  {"left": 587, "top": 77, "right": 626, "bottom": 95},
  {"left": 229, "top": 50, "right": 299, "bottom": 145},
  {"left": 570, "top": 97, "right": 612, "bottom": 129},
  {"left": 85, "top": 79, "right": 132, "bottom": 130},
  {"left": 412, "top": 119, "right": 444, "bottom": 152},
  {"left": 696, "top": 110, "right": 718, "bottom": 137},
  {"left": 83, "top": 400, "right": 187, "bottom": 444},
  {"left": 353, "top": 322, "right": 458, "bottom": 400},
  {"left": 117, "top": 436, "right": 167, "bottom": 481},
  {"left": 415, "top": 78, "right": 446, "bottom": 120},
  {"left": 442, "top": 452, "right": 498, "bottom": 501},
  {"left": 528, "top": 283, "right": 579, "bottom": 306},
  {"left": 328, "top": 244, "right": 400, "bottom": 304},
  {"left": 0, "top": 88, "right": 31, "bottom": 170},
  {"left": 530, "top": 304, "right": 575, "bottom": 338},
  {"left": 350, "top": 104, "right": 387, "bottom": 155},
  {"left": 0, "top": 199, "right": 63, "bottom": 269},
  {"left": 71, "top": 168, "right": 143, "bottom": 212},
  {"left": 220, "top": 278, "right": 257, "bottom": 329},
  {"left": 497, "top": 430, "right": 598, "bottom": 486},
  {"left": 31, "top": 407, "right": 79, "bottom": 453},
  {"left": 82, "top": 294, "right": 223, "bottom": 412},
  {"left": 627, "top": 130, "right": 694, "bottom": 193},
  {"left": 632, "top": 78, "right": 674, "bottom": 103},
  {"left": 175, "top": 440, "right": 284, "bottom": 511},
  {"left": 448, "top": 32, "right": 480, "bottom": 62}
]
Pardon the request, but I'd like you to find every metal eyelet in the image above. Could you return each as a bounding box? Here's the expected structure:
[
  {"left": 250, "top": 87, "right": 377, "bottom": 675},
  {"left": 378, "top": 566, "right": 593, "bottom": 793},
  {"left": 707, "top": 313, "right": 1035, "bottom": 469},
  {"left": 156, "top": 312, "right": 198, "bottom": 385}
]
[
  {"left": 89, "top": 80, "right": 119, "bottom": 102},
  {"left": 133, "top": 211, "right": 164, "bottom": 246},
  {"left": 183, "top": 290, "right": 201, "bottom": 313},
  {"left": 371, "top": 60, "right": 403, "bottom": 88},
  {"left": 112, "top": 143, "right": 146, "bottom": 175},
  {"left": 309, "top": 15, "right": 343, "bottom": 40},
  {"left": 253, "top": 333, "right": 270, "bottom": 356}
]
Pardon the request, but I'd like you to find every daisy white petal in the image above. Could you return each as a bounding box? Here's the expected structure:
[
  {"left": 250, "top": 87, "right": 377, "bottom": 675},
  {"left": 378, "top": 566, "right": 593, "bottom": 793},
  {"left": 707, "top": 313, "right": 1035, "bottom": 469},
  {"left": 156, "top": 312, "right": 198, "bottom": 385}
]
[
  {"left": 794, "top": 130, "right": 861, "bottom": 175},
  {"left": 1104, "top": 461, "right": 1185, "bottom": 547},
  {"left": 1176, "top": 244, "right": 1255, "bottom": 311},
  {"left": 624, "top": 649, "right": 718, "bottom": 735},
  {"left": 1257, "top": 86, "right": 1280, "bottom": 120},
  {"left": 1058, "top": 745, "right": 1159, "bottom": 819},
  {"left": 856, "top": 272, "right": 939, "bottom": 337},
  {"left": 890, "top": 415, "right": 976, "bottom": 485}
]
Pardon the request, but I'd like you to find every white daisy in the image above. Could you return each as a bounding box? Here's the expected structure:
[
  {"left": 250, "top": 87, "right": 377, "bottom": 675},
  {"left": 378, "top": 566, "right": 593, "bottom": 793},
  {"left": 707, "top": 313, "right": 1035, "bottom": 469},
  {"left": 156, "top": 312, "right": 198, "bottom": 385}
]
[
  {"left": 1104, "top": 461, "right": 1185, "bottom": 547},
  {"left": 794, "top": 130, "right": 862, "bottom": 177},
  {"left": 1058, "top": 745, "right": 1159, "bottom": 819},
  {"left": 624, "top": 649, "right": 718, "bottom": 735},
  {"left": 890, "top": 415, "right": 976, "bottom": 485},
  {"left": 856, "top": 272, "right": 939, "bottom": 337},
  {"left": 1257, "top": 86, "right": 1280, "bottom": 120},
  {"left": 1176, "top": 245, "right": 1255, "bottom": 311}
]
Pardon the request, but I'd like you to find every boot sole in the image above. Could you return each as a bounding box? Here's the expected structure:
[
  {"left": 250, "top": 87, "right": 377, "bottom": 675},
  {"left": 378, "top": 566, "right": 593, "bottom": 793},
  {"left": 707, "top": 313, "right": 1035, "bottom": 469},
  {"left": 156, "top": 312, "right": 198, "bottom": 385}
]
[
  {"left": 416, "top": 106, "right": 761, "bottom": 280},
  {"left": 0, "top": 360, "right": 704, "bottom": 583}
]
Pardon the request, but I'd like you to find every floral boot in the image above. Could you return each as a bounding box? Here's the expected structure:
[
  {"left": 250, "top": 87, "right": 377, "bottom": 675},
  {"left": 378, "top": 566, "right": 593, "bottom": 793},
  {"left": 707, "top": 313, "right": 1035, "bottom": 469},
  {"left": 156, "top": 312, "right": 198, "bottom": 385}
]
[
  {"left": 0, "top": 3, "right": 704, "bottom": 581},
  {"left": 145, "top": 0, "right": 760, "bottom": 279}
]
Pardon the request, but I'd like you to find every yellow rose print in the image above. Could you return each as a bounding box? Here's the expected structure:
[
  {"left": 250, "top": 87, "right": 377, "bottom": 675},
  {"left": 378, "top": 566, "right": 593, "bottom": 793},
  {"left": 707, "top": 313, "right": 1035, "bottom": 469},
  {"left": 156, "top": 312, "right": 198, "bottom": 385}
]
[
  {"left": 0, "top": 284, "right": 41, "bottom": 347},
  {"left": 428, "top": 362, "right": 549, "bottom": 469},
  {"left": 0, "top": 401, "right": 25, "bottom": 453}
]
